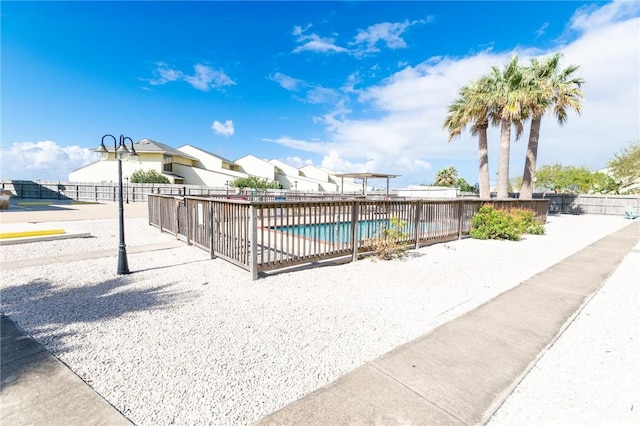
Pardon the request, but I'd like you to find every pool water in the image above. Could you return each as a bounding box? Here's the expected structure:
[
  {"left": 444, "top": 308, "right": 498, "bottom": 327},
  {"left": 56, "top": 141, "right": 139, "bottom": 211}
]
[{"left": 273, "top": 219, "right": 401, "bottom": 243}]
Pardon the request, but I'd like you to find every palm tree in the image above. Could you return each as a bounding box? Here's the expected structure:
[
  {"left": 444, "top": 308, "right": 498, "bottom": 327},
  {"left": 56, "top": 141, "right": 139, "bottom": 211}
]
[
  {"left": 443, "top": 79, "right": 491, "bottom": 198},
  {"left": 519, "top": 54, "right": 584, "bottom": 199},
  {"left": 485, "top": 56, "right": 528, "bottom": 199},
  {"left": 434, "top": 166, "right": 459, "bottom": 186}
]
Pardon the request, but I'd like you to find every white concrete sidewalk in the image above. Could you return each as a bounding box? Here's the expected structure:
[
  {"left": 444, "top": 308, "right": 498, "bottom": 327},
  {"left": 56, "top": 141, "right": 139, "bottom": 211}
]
[{"left": 488, "top": 239, "right": 640, "bottom": 426}]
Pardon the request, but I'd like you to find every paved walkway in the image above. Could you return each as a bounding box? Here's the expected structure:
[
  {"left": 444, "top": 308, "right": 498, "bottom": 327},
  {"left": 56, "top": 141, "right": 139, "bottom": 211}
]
[
  {"left": 1, "top": 214, "right": 638, "bottom": 425},
  {"left": 0, "top": 199, "right": 149, "bottom": 224},
  {"left": 1, "top": 315, "right": 133, "bottom": 425},
  {"left": 1, "top": 241, "right": 184, "bottom": 270}
]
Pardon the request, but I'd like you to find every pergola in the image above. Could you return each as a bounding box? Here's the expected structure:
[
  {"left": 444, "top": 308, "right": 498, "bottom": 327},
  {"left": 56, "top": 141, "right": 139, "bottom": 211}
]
[{"left": 334, "top": 172, "right": 400, "bottom": 198}]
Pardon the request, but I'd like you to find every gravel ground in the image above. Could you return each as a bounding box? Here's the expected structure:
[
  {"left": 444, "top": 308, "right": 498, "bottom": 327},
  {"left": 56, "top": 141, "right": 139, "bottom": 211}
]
[
  {"left": 488, "top": 239, "right": 640, "bottom": 426},
  {"left": 0, "top": 214, "right": 634, "bottom": 425},
  {"left": 0, "top": 218, "right": 176, "bottom": 262}
]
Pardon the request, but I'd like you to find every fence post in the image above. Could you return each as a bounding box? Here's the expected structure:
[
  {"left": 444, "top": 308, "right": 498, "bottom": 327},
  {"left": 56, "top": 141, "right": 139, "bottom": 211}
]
[
  {"left": 351, "top": 200, "right": 359, "bottom": 262},
  {"left": 158, "top": 196, "right": 164, "bottom": 232},
  {"left": 209, "top": 201, "right": 216, "bottom": 259},
  {"left": 458, "top": 200, "right": 464, "bottom": 239},
  {"left": 249, "top": 204, "right": 258, "bottom": 280},
  {"left": 185, "top": 198, "right": 191, "bottom": 246},
  {"left": 414, "top": 200, "right": 421, "bottom": 249}
]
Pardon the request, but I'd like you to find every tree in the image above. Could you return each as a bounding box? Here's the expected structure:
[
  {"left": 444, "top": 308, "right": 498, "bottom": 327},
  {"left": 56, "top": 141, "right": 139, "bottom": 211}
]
[
  {"left": 607, "top": 141, "right": 640, "bottom": 194},
  {"left": 130, "top": 169, "right": 170, "bottom": 184},
  {"left": 535, "top": 164, "right": 616, "bottom": 194},
  {"left": 591, "top": 172, "right": 619, "bottom": 194},
  {"left": 230, "top": 176, "right": 281, "bottom": 191},
  {"left": 454, "top": 177, "right": 477, "bottom": 193},
  {"left": 519, "top": 54, "right": 584, "bottom": 199},
  {"left": 433, "top": 166, "right": 458, "bottom": 186},
  {"left": 486, "top": 56, "right": 527, "bottom": 199},
  {"left": 443, "top": 79, "right": 491, "bottom": 198}
]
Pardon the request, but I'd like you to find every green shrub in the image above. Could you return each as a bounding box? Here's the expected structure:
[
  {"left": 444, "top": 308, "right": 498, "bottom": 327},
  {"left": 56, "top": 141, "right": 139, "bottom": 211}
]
[
  {"left": 364, "top": 217, "right": 409, "bottom": 260},
  {"left": 509, "top": 208, "right": 545, "bottom": 235},
  {"left": 130, "top": 169, "right": 170, "bottom": 184},
  {"left": 470, "top": 205, "right": 545, "bottom": 241}
]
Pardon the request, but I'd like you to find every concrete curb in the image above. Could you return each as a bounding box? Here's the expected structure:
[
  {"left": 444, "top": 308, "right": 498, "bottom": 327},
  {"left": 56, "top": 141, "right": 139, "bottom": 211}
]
[{"left": 0, "top": 232, "right": 91, "bottom": 246}]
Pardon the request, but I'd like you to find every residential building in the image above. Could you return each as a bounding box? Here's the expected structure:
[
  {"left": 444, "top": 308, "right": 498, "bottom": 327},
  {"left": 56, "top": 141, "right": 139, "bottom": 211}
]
[{"left": 69, "top": 138, "right": 362, "bottom": 193}]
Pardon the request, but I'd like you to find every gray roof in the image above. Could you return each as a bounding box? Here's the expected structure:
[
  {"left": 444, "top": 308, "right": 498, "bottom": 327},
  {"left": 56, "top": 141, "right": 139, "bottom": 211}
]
[
  {"left": 333, "top": 172, "right": 400, "bottom": 179},
  {"left": 132, "top": 139, "right": 199, "bottom": 160}
]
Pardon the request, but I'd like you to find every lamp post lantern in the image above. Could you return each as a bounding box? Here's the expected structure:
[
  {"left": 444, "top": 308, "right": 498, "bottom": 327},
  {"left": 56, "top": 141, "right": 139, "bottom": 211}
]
[{"left": 95, "top": 134, "right": 139, "bottom": 275}]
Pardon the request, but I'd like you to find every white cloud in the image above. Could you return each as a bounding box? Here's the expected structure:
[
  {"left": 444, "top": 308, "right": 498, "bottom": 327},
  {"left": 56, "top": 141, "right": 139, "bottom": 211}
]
[
  {"left": 211, "top": 120, "right": 235, "bottom": 137},
  {"left": 292, "top": 18, "right": 428, "bottom": 57},
  {"left": 264, "top": 136, "right": 328, "bottom": 154},
  {"left": 148, "top": 62, "right": 183, "bottom": 85},
  {"left": 271, "top": 72, "right": 347, "bottom": 106},
  {"left": 148, "top": 62, "right": 235, "bottom": 92},
  {"left": 352, "top": 20, "right": 425, "bottom": 53},
  {"left": 283, "top": 156, "right": 314, "bottom": 168},
  {"left": 293, "top": 33, "right": 348, "bottom": 54},
  {"left": 0, "top": 141, "right": 100, "bottom": 181},
  {"left": 271, "top": 5, "right": 640, "bottom": 187},
  {"left": 271, "top": 72, "right": 303, "bottom": 91},
  {"left": 569, "top": 0, "right": 639, "bottom": 32},
  {"left": 536, "top": 22, "right": 550, "bottom": 38}
]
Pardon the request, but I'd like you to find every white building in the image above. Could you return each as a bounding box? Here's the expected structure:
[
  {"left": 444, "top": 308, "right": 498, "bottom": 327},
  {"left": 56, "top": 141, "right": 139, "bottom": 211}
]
[
  {"left": 397, "top": 185, "right": 460, "bottom": 199},
  {"left": 69, "top": 138, "right": 362, "bottom": 193}
]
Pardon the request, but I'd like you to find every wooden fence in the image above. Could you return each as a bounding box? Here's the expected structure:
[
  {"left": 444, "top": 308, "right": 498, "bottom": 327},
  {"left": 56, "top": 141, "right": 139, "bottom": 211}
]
[
  {"left": 535, "top": 193, "right": 640, "bottom": 215},
  {"left": 148, "top": 194, "right": 549, "bottom": 279}
]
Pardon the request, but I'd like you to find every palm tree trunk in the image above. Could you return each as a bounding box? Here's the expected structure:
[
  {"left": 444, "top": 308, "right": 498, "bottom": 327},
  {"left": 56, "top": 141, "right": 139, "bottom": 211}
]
[
  {"left": 497, "top": 119, "right": 511, "bottom": 199},
  {"left": 520, "top": 115, "right": 542, "bottom": 199},
  {"left": 478, "top": 126, "right": 490, "bottom": 198}
]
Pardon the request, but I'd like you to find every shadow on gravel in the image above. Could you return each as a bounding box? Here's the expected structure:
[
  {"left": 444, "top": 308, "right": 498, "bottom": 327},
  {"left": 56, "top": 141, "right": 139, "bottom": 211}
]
[
  {"left": 133, "top": 259, "right": 210, "bottom": 274},
  {"left": 0, "top": 276, "right": 194, "bottom": 390}
]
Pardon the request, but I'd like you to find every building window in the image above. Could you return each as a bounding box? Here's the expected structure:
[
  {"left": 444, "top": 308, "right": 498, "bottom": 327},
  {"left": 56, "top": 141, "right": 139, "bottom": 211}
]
[{"left": 163, "top": 155, "right": 173, "bottom": 172}]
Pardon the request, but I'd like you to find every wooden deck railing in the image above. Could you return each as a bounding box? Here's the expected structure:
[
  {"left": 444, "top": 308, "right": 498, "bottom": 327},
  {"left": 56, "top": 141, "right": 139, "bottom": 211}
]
[{"left": 148, "top": 194, "right": 548, "bottom": 279}]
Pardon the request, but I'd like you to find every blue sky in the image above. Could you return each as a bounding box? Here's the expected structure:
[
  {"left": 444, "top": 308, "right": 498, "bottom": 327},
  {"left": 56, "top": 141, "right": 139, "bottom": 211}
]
[{"left": 2, "top": 1, "right": 639, "bottom": 189}]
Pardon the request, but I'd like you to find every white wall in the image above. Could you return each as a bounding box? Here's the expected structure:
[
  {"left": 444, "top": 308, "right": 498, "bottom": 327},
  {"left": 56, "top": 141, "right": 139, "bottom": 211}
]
[
  {"left": 299, "top": 165, "right": 329, "bottom": 182},
  {"left": 274, "top": 174, "right": 320, "bottom": 191},
  {"left": 397, "top": 185, "right": 459, "bottom": 199},
  {"left": 235, "top": 155, "right": 275, "bottom": 180},
  {"left": 178, "top": 145, "right": 224, "bottom": 171},
  {"left": 173, "top": 163, "right": 245, "bottom": 187},
  {"left": 69, "top": 154, "right": 164, "bottom": 183},
  {"left": 268, "top": 159, "right": 301, "bottom": 177}
]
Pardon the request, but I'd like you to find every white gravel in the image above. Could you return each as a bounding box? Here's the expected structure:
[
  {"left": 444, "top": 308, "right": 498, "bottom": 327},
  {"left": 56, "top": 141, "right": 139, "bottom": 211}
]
[
  {"left": 0, "top": 218, "right": 176, "bottom": 262},
  {"left": 0, "top": 214, "right": 634, "bottom": 425}
]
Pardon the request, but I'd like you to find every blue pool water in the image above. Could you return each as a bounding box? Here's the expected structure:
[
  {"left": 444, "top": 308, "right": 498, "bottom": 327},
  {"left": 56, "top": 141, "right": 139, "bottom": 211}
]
[{"left": 274, "top": 219, "right": 400, "bottom": 243}]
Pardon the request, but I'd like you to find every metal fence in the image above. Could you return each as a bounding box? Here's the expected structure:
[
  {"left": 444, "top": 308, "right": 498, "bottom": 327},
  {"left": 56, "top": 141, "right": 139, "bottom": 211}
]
[
  {"left": 0, "top": 180, "right": 366, "bottom": 203},
  {"left": 148, "top": 194, "right": 549, "bottom": 279}
]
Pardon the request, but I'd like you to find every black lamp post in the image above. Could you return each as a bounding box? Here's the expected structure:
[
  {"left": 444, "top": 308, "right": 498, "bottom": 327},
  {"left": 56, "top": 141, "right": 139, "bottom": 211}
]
[
  {"left": 225, "top": 180, "right": 229, "bottom": 196},
  {"left": 95, "top": 134, "right": 139, "bottom": 275},
  {"left": 125, "top": 176, "right": 129, "bottom": 204}
]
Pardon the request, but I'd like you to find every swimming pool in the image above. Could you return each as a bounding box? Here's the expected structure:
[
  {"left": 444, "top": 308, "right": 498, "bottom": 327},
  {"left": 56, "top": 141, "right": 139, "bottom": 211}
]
[
  {"left": 272, "top": 219, "right": 450, "bottom": 244},
  {"left": 273, "top": 219, "right": 401, "bottom": 243}
]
